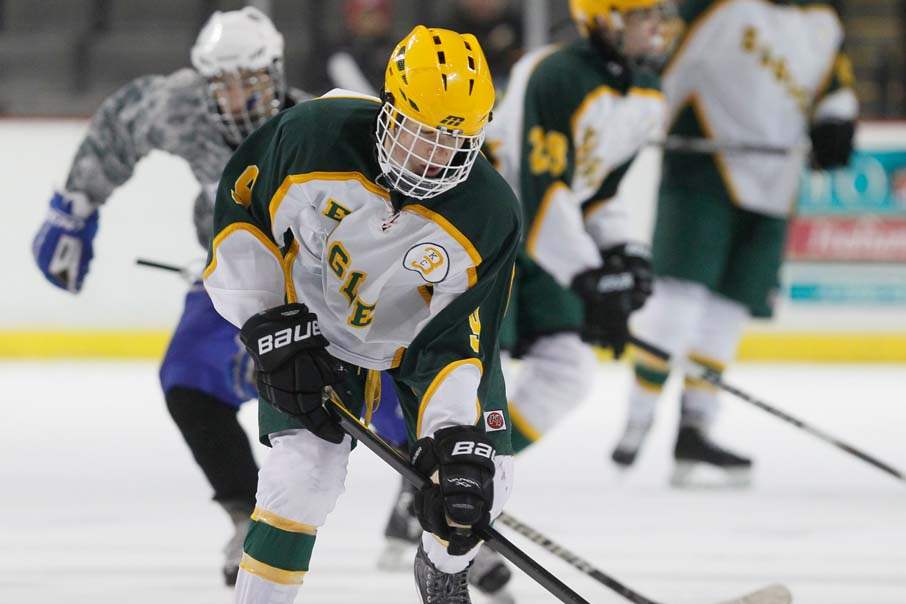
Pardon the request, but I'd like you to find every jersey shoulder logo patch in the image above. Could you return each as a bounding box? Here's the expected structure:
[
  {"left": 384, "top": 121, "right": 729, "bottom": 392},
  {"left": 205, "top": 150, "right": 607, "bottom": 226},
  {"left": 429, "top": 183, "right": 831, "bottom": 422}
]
[
  {"left": 403, "top": 242, "right": 450, "bottom": 284},
  {"left": 483, "top": 410, "right": 507, "bottom": 432}
]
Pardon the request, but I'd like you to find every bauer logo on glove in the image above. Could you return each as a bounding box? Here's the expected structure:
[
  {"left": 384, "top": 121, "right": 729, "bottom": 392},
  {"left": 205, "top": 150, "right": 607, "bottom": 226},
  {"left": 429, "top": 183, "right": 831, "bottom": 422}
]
[
  {"left": 239, "top": 303, "right": 345, "bottom": 444},
  {"left": 255, "top": 317, "right": 323, "bottom": 355}
]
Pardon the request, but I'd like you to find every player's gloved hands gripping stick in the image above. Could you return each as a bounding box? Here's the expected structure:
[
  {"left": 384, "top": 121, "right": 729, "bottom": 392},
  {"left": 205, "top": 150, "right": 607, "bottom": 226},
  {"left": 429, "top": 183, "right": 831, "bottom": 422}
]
[
  {"left": 32, "top": 191, "right": 99, "bottom": 293},
  {"left": 240, "top": 303, "right": 345, "bottom": 443},
  {"left": 411, "top": 426, "right": 496, "bottom": 555},
  {"left": 571, "top": 242, "right": 653, "bottom": 357}
]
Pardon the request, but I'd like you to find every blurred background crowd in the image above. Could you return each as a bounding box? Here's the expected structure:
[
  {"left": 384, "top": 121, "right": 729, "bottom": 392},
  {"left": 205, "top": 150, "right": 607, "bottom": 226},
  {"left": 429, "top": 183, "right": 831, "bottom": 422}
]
[{"left": 0, "top": 0, "right": 903, "bottom": 118}]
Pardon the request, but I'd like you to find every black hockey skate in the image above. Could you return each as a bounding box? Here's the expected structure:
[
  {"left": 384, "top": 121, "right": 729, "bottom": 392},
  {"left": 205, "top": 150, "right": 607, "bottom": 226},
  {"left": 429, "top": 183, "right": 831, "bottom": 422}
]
[
  {"left": 414, "top": 542, "right": 473, "bottom": 604},
  {"left": 610, "top": 420, "right": 652, "bottom": 468},
  {"left": 468, "top": 545, "right": 514, "bottom": 604},
  {"left": 671, "top": 426, "right": 753, "bottom": 488},
  {"left": 377, "top": 475, "right": 423, "bottom": 571},
  {"left": 220, "top": 499, "right": 253, "bottom": 586}
]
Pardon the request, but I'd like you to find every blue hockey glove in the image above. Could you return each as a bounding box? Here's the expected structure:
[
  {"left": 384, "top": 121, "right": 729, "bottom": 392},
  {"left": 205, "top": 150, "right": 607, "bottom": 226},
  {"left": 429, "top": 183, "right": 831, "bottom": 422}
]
[{"left": 32, "top": 191, "right": 99, "bottom": 293}]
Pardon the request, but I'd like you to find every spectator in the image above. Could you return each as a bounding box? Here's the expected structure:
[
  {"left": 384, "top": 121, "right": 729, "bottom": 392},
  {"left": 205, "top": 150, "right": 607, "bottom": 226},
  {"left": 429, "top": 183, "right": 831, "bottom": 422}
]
[{"left": 327, "top": 0, "right": 396, "bottom": 94}]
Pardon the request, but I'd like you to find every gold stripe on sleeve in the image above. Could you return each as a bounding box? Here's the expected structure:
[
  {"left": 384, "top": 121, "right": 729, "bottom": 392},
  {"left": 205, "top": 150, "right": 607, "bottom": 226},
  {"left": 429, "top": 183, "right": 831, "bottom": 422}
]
[
  {"left": 416, "top": 358, "right": 483, "bottom": 438},
  {"left": 203, "top": 222, "right": 284, "bottom": 280},
  {"left": 525, "top": 181, "right": 569, "bottom": 258}
]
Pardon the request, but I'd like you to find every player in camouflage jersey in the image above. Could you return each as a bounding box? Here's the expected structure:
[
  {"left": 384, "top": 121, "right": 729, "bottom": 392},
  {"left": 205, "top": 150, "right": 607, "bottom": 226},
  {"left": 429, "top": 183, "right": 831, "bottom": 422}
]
[
  {"left": 31, "top": 7, "right": 310, "bottom": 584},
  {"left": 486, "top": 0, "right": 672, "bottom": 452},
  {"left": 611, "top": 0, "right": 857, "bottom": 486},
  {"left": 204, "top": 26, "right": 520, "bottom": 604}
]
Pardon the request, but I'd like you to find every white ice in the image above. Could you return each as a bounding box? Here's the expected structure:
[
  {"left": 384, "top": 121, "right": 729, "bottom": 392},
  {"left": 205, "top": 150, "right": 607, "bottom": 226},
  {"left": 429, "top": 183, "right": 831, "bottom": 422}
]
[{"left": 1, "top": 361, "right": 903, "bottom": 604}]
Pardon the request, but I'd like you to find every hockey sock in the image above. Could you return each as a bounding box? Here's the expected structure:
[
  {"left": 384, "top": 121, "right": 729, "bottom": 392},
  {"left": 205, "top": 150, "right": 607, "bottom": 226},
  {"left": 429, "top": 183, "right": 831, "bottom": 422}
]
[
  {"left": 680, "top": 353, "right": 724, "bottom": 429},
  {"left": 165, "top": 386, "right": 258, "bottom": 505},
  {"left": 627, "top": 348, "right": 670, "bottom": 426},
  {"left": 238, "top": 507, "right": 317, "bottom": 588}
]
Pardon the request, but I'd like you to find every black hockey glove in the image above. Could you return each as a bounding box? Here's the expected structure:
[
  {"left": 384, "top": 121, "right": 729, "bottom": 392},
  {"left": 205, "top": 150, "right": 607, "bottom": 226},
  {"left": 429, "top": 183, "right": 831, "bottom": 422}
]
[
  {"left": 809, "top": 118, "right": 855, "bottom": 170},
  {"left": 410, "top": 426, "right": 496, "bottom": 555},
  {"left": 239, "top": 303, "right": 345, "bottom": 444},
  {"left": 571, "top": 242, "right": 653, "bottom": 358}
]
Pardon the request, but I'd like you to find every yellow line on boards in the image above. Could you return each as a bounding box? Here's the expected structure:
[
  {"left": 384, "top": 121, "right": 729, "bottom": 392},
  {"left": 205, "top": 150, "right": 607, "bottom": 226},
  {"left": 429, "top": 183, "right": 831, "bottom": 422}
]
[
  {"left": 0, "top": 331, "right": 170, "bottom": 359},
  {"left": 598, "top": 332, "right": 906, "bottom": 364},
  {"left": 1, "top": 331, "right": 905, "bottom": 362}
]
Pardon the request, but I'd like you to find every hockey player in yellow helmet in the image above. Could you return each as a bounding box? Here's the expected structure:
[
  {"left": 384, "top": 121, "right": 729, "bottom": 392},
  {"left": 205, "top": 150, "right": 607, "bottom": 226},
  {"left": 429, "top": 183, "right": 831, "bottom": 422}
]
[
  {"left": 481, "top": 0, "right": 671, "bottom": 511},
  {"left": 376, "top": 25, "right": 496, "bottom": 199},
  {"left": 205, "top": 24, "right": 521, "bottom": 604},
  {"left": 570, "top": 0, "right": 678, "bottom": 66}
]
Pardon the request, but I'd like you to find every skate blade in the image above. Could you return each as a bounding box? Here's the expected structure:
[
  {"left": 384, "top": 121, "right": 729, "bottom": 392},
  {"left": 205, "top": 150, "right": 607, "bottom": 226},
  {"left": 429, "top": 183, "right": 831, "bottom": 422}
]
[
  {"left": 670, "top": 461, "right": 752, "bottom": 490},
  {"left": 715, "top": 583, "right": 792, "bottom": 604},
  {"left": 376, "top": 538, "right": 417, "bottom": 572}
]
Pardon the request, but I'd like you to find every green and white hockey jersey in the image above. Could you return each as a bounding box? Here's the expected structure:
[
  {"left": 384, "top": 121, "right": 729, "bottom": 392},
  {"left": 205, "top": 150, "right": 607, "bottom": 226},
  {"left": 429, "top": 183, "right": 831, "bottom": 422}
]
[
  {"left": 662, "top": 0, "right": 857, "bottom": 217},
  {"left": 203, "top": 90, "right": 521, "bottom": 443},
  {"left": 488, "top": 38, "right": 665, "bottom": 286}
]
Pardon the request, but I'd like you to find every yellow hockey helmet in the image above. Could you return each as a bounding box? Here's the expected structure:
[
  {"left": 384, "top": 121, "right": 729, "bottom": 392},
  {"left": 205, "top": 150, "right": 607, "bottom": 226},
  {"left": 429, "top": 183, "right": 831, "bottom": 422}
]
[
  {"left": 383, "top": 25, "right": 494, "bottom": 136},
  {"left": 377, "top": 26, "right": 495, "bottom": 199}
]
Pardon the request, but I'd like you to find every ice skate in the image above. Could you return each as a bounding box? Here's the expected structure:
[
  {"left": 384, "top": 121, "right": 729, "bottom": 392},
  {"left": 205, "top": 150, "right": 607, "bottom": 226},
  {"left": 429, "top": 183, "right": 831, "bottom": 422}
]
[
  {"left": 468, "top": 544, "right": 514, "bottom": 603},
  {"left": 414, "top": 542, "right": 473, "bottom": 604},
  {"left": 610, "top": 419, "right": 652, "bottom": 468},
  {"left": 377, "top": 476, "right": 422, "bottom": 571},
  {"left": 671, "top": 426, "right": 753, "bottom": 488},
  {"left": 220, "top": 500, "right": 252, "bottom": 586}
]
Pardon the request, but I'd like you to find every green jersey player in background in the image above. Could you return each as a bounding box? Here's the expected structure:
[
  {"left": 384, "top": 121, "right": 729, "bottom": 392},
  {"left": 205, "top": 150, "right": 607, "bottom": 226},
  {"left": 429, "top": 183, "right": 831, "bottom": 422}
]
[
  {"left": 203, "top": 26, "right": 521, "bottom": 604},
  {"left": 486, "top": 0, "right": 673, "bottom": 454},
  {"left": 611, "top": 0, "right": 857, "bottom": 486}
]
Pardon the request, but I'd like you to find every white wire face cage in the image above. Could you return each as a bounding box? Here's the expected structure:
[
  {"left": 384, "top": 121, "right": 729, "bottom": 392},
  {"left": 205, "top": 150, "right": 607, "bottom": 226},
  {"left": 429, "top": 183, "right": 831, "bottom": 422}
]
[
  {"left": 375, "top": 102, "right": 486, "bottom": 200},
  {"left": 203, "top": 62, "right": 286, "bottom": 147}
]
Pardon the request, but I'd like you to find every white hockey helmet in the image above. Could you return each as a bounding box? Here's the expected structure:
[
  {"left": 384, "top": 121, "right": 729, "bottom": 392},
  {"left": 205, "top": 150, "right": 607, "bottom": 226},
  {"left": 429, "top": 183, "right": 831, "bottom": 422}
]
[{"left": 191, "top": 6, "right": 286, "bottom": 146}]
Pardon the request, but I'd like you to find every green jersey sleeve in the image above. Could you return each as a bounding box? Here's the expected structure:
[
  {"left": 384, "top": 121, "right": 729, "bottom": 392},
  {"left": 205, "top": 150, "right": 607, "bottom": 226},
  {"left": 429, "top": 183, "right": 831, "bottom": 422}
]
[{"left": 394, "top": 161, "right": 521, "bottom": 448}]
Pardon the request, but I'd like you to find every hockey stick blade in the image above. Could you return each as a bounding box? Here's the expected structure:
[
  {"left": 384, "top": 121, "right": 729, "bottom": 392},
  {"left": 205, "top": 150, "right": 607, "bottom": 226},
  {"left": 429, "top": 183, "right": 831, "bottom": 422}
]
[
  {"left": 498, "top": 512, "right": 790, "bottom": 604},
  {"left": 324, "top": 393, "right": 592, "bottom": 604},
  {"left": 717, "top": 584, "right": 792, "bottom": 604},
  {"left": 628, "top": 335, "right": 906, "bottom": 484}
]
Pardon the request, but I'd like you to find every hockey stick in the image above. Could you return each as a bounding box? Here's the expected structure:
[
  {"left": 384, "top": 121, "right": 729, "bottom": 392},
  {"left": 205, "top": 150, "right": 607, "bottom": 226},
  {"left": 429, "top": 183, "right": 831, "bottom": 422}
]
[
  {"left": 648, "top": 136, "right": 809, "bottom": 157},
  {"left": 324, "top": 396, "right": 591, "bottom": 604},
  {"left": 136, "top": 258, "right": 182, "bottom": 273},
  {"left": 135, "top": 257, "right": 202, "bottom": 284},
  {"left": 628, "top": 335, "right": 906, "bottom": 484},
  {"left": 497, "top": 514, "right": 791, "bottom": 604},
  {"left": 326, "top": 394, "right": 790, "bottom": 604}
]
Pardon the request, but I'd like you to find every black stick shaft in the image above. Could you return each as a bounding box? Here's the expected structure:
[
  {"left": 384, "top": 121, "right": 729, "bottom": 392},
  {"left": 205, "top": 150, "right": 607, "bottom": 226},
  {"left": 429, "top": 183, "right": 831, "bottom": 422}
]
[
  {"left": 650, "top": 136, "right": 804, "bottom": 156},
  {"left": 135, "top": 258, "right": 183, "bottom": 273},
  {"left": 497, "top": 514, "right": 662, "bottom": 604},
  {"left": 326, "top": 400, "right": 592, "bottom": 604},
  {"left": 628, "top": 336, "right": 906, "bottom": 483}
]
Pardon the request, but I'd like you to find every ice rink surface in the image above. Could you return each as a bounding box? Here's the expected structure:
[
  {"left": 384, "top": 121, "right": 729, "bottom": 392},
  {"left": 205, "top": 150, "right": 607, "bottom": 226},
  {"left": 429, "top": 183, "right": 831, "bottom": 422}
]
[{"left": 1, "top": 361, "right": 903, "bottom": 604}]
